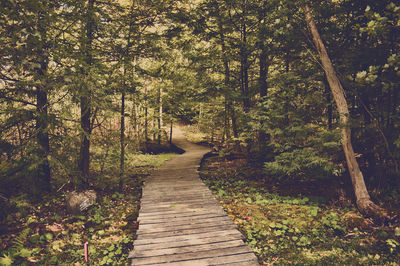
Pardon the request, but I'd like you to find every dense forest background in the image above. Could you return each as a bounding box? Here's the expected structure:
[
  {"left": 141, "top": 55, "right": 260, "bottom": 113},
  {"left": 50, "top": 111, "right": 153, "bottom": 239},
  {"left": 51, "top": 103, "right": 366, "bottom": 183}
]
[{"left": 0, "top": 0, "right": 399, "bottom": 264}]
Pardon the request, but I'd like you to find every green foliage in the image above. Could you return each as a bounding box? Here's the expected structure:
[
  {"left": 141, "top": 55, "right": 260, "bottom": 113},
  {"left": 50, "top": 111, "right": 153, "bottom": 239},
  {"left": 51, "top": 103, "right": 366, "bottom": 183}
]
[
  {"left": 200, "top": 155, "right": 400, "bottom": 265},
  {"left": 386, "top": 238, "right": 399, "bottom": 253},
  {"left": 0, "top": 254, "right": 13, "bottom": 266},
  {"left": 0, "top": 191, "right": 135, "bottom": 265},
  {"left": 255, "top": 86, "right": 343, "bottom": 180},
  {"left": 264, "top": 147, "right": 342, "bottom": 180},
  {"left": 0, "top": 0, "right": 400, "bottom": 263},
  {"left": 0, "top": 228, "right": 41, "bottom": 265},
  {"left": 9, "top": 228, "right": 31, "bottom": 254},
  {"left": 0, "top": 148, "right": 175, "bottom": 265},
  {"left": 99, "top": 240, "right": 127, "bottom": 265},
  {"left": 321, "top": 212, "right": 346, "bottom": 233}
]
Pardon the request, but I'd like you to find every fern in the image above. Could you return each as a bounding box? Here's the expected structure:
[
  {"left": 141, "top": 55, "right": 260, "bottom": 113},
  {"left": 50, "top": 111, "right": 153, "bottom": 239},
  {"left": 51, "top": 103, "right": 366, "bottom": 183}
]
[
  {"left": 8, "top": 228, "right": 30, "bottom": 255},
  {"left": 0, "top": 254, "right": 14, "bottom": 266}
]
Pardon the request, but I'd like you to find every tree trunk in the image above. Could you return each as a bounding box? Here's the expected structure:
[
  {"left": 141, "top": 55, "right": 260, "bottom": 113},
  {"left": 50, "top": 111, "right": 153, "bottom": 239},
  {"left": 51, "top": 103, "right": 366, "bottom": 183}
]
[
  {"left": 35, "top": 10, "right": 51, "bottom": 195},
  {"left": 305, "top": 5, "right": 388, "bottom": 220},
  {"left": 216, "top": 6, "right": 232, "bottom": 142},
  {"left": 16, "top": 123, "right": 24, "bottom": 159},
  {"left": 223, "top": 98, "right": 230, "bottom": 141},
  {"left": 79, "top": 95, "right": 91, "bottom": 188},
  {"left": 79, "top": 0, "right": 95, "bottom": 188},
  {"left": 36, "top": 82, "right": 51, "bottom": 194},
  {"left": 259, "top": 49, "right": 268, "bottom": 99},
  {"left": 132, "top": 96, "right": 140, "bottom": 149},
  {"left": 258, "top": 45, "right": 269, "bottom": 147},
  {"left": 120, "top": 85, "right": 125, "bottom": 191},
  {"left": 159, "top": 87, "right": 163, "bottom": 128},
  {"left": 231, "top": 106, "right": 238, "bottom": 138},
  {"left": 323, "top": 74, "right": 333, "bottom": 129},
  {"left": 199, "top": 103, "right": 203, "bottom": 119},
  {"left": 284, "top": 55, "right": 290, "bottom": 125},
  {"left": 98, "top": 124, "right": 108, "bottom": 175},
  {"left": 169, "top": 120, "right": 173, "bottom": 144},
  {"left": 120, "top": 4, "right": 135, "bottom": 190},
  {"left": 222, "top": 52, "right": 232, "bottom": 141},
  {"left": 158, "top": 86, "right": 162, "bottom": 145},
  {"left": 144, "top": 80, "right": 149, "bottom": 143},
  {"left": 152, "top": 113, "right": 156, "bottom": 141},
  {"left": 256, "top": 1, "right": 270, "bottom": 162},
  {"left": 241, "top": 21, "right": 250, "bottom": 113}
]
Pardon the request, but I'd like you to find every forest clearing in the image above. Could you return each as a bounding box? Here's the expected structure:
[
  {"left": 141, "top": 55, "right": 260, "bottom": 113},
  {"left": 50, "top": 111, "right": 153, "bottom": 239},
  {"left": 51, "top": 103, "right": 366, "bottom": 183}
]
[{"left": 1, "top": 0, "right": 400, "bottom": 265}]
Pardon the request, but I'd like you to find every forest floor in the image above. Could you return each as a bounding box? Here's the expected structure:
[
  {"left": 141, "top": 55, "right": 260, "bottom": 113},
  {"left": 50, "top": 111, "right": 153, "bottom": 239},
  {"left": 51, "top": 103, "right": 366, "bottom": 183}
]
[
  {"left": 199, "top": 152, "right": 400, "bottom": 265},
  {"left": 0, "top": 149, "right": 177, "bottom": 265}
]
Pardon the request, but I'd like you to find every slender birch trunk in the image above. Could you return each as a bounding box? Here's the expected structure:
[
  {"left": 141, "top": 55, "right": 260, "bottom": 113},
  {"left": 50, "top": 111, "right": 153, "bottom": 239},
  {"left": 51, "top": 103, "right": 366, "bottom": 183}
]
[{"left": 305, "top": 5, "right": 388, "bottom": 220}]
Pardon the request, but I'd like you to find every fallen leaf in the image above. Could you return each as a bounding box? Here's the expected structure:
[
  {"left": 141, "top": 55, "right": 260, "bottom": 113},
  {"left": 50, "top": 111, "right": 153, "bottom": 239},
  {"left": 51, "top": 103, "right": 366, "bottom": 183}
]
[{"left": 47, "top": 223, "right": 62, "bottom": 232}]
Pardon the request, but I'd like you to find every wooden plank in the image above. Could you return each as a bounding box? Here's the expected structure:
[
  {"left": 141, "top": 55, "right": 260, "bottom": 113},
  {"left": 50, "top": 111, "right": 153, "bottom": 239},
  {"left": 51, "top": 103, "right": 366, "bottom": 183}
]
[
  {"left": 140, "top": 198, "right": 220, "bottom": 209},
  {"left": 139, "top": 215, "right": 232, "bottom": 227},
  {"left": 144, "top": 184, "right": 208, "bottom": 188},
  {"left": 152, "top": 166, "right": 200, "bottom": 170},
  {"left": 144, "top": 185, "right": 210, "bottom": 189},
  {"left": 139, "top": 218, "right": 233, "bottom": 229},
  {"left": 130, "top": 246, "right": 254, "bottom": 265},
  {"left": 141, "top": 197, "right": 217, "bottom": 206},
  {"left": 131, "top": 254, "right": 258, "bottom": 266},
  {"left": 139, "top": 206, "right": 218, "bottom": 214},
  {"left": 143, "top": 191, "right": 213, "bottom": 197},
  {"left": 141, "top": 198, "right": 213, "bottom": 205},
  {"left": 138, "top": 212, "right": 226, "bottom": 223},
  {"left": 217, "top": 260, "right": 259, "bottom": 266},
  {"left": 159, "top": 255, "right": 259, "bottom": 266},
  {"left": 141, "top": 194, "right": 214, "bottom": 201},
  {"left": 143, "top": 189, "right": 212, "bottom": 194},
  {"left": 136, "top": 219, "right": 234, "bottom": 234},
  {"left": 138, "top": 210, "right": 224, "bottom": 218},
  {"left": 133, "top": 235, "right": 242, "bottom": 251},
  {"left": 142, "top": 189, "right": 212, "bottom": 196},
  {"left": 143, "top": 184, "right": 209, "bottom": 189},
  {"left": 147, "top": 174, "right": 199, "bottom": 179},
  {"left": 140, "top": 205, "right": 220, "bottom": 214},
  {"left": 133, "top": 230, "right": 243, "bottom": 246},
  {"left": 138, "top": 213, "right": 229, "bottom": 224},
  {"left": 138, "top": 208, "right": 224, "bottom": 218},
  {"left": 141, "top": 203, "right": 220, "bottom": 211},
  {"left": 141, "top": 194, "right": 214, "bottom": 203},
  {"left": 140, "top": 203, "right": 222, "bottom": 213},
  {"left": 143, "top": 188, "right": 210, "bottom": 193},
  {"left": 132, "top": 240, "right": 245, "bottom": 257},
  {"left": 136, "top": 224, "right": 238, "bottom": 239},
  {"left": 142, "top": 190, "right": 211, "bottom": 197},
  {"left": 145, "top": 179, "right": 205, "bottom": 183}
]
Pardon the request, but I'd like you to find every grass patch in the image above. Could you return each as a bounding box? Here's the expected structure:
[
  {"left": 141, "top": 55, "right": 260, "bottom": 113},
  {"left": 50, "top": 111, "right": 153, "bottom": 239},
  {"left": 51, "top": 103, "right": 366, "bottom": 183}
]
[{"left": 200, "top": 154, "right": 400, "bottom": 265}]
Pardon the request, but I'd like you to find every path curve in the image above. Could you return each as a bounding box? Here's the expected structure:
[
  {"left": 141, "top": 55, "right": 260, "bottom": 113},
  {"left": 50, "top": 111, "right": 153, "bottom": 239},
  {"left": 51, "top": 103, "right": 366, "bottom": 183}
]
[{"left": 129, "top": 127, "right": 259, "bottom": 265}]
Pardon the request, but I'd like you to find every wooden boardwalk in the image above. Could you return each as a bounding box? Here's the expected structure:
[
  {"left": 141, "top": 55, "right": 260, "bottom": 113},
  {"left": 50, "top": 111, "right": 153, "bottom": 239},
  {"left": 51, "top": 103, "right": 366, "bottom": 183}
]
[{"left": 129, "top": 128, "right": 259, "bottom": 266}]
